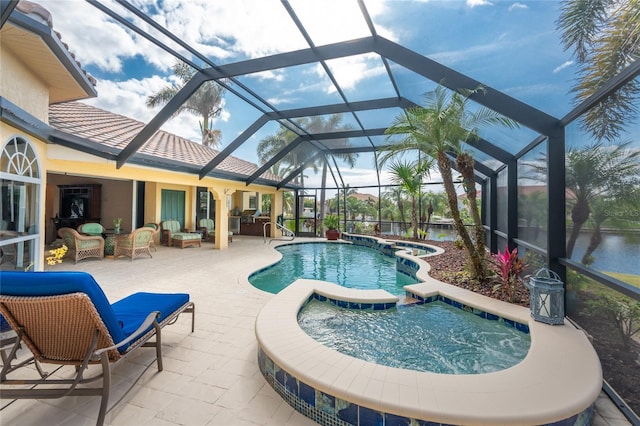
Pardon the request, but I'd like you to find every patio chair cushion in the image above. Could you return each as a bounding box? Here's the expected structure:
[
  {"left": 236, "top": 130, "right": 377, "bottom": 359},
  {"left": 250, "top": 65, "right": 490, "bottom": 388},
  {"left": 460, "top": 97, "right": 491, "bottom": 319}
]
[
  {"left": 199, "top": 218, "right": 214, "bottom": 232},
  {"left": 0, "top": 271, "right": 189, "bottom": 352},
  {"left": 172, "top": 233, "right": 201, "bottom": 241},
  {"left": 112, "top": 292, "right": 189, "bottom": 337},
  {"left": 77, "top": 222, "right": 105, "bottom": 236},
  {"left": 161, "top": 220, "right": 182, "bottom": 234}
]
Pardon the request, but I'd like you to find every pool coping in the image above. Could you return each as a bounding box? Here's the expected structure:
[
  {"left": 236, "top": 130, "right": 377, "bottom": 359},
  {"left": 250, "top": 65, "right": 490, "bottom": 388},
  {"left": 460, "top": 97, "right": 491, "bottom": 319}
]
[{"left": 255, "top": 277, "right": 602, "bottom": 425}]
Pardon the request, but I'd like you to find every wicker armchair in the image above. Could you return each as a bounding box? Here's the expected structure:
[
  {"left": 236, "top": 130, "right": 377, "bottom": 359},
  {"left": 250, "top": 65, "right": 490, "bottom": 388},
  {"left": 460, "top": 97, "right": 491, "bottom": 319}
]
[
  {"left": 57, "top": 227, "right": 104, "bottom": 264},
  {"left": 197, "top": 218, "right": 215, "bottom": 242},
  {"left": 142, "top": 223, "right": 159, "bottom": 251},
  {"left": 0, "top": 271, "right": 195, "bottom": 426},
  {"left": 113, "top": 227, "right": 154, "bottom": 261}
]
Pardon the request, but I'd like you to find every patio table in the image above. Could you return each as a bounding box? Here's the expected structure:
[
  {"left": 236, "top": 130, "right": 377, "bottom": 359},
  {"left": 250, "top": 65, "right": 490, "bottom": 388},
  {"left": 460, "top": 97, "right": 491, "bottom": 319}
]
[{"left": 103, "top": 229, "right": 130, "bottom": 256}]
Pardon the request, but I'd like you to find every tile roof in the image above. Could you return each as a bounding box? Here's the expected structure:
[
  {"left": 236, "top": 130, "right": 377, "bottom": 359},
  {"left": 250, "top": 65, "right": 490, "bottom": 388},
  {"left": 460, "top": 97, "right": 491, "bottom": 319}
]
[{"left": 48, "top": 102, "right": 280, "bottom": 182}]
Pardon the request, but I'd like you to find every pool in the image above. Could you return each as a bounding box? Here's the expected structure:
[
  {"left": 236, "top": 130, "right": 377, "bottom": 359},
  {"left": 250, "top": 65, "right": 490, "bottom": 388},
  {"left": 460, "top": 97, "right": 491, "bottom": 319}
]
[
  {"left": 298, "top": 298, "right": 531, "bottom": 375},
  {"left": 249, "top": 242, "right": 419, "bottom": 295}
]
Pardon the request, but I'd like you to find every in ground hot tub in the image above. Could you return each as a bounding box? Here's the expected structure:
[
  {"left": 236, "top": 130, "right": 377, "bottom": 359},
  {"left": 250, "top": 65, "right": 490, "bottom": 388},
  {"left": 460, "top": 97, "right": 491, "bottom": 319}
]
[{"left": 255, "top": 278, "right": 601, "bottom": 425}]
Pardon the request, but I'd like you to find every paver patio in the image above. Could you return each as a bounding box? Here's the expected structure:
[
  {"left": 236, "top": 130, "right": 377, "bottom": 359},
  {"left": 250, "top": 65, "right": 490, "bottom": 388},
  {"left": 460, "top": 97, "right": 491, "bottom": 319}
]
[{"left": 0, "top": 236, "right": 630, "bottom": 425}]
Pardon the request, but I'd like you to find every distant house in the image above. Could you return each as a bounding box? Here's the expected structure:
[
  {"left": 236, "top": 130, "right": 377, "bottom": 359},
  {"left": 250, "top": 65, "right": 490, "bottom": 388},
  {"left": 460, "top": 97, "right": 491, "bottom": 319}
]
[{"left": 349, "top": 193, "right": 378, "bottom": 203}]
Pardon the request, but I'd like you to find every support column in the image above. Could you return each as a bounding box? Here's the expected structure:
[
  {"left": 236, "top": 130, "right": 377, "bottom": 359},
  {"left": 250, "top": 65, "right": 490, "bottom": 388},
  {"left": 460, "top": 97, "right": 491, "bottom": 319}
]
[{"left": 547, "top": 129, "right": 566, "bottom": 283}]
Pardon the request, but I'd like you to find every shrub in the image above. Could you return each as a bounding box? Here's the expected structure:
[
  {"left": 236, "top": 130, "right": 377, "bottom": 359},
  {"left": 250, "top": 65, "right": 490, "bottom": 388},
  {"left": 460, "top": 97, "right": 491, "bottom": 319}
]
[{"left": 492, "top": 245, "right": 527, "bottom": 302}]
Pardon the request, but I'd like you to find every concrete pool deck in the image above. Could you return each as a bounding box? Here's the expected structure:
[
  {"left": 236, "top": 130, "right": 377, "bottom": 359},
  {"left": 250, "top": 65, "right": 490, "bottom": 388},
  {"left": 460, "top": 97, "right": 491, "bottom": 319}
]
[{"left": 0, "top": 236, "right": 632, "bottom": 425}]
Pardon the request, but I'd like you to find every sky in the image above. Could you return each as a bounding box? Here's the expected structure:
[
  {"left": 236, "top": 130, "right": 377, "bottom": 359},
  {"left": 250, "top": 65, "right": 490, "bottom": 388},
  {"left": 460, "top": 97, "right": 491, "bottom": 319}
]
[{"left": 40, "top": 0, "right": 617, "bottom": 190}]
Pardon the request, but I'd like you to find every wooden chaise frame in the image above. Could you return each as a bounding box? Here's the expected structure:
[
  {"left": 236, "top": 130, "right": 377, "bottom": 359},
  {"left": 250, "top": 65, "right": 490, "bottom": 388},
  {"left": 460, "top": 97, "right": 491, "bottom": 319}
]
[{"left": 0, "top": 292, "right": 195, "bottom": 426}]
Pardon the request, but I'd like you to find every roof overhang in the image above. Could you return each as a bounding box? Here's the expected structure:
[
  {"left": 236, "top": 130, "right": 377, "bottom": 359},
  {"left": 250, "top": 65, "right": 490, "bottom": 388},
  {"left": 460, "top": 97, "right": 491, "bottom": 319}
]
[{"left": 1, "top": 12, "right": 97, "bottom": 103}]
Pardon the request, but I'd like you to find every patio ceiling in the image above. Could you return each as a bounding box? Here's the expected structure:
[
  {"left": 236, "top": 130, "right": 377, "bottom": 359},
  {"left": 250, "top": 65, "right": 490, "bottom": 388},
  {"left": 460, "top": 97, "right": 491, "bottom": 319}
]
[{"left": 5, "top": 0, "right": 636, "bottom": 190}]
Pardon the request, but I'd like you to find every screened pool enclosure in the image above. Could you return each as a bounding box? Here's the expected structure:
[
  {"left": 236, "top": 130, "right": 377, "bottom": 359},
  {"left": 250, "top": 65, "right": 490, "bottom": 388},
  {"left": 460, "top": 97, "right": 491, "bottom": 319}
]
[{"left": 1, "top": 0, "right": 639, "bottom": 420}]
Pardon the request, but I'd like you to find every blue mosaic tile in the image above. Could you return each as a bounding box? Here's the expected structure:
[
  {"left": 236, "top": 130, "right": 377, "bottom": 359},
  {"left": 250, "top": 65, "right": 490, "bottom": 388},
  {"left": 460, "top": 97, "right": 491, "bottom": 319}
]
[
  {"left": 414, "top": 420, "right": 449, "bottom": 426},
  {"left": 516, "top": 322, "right": 530, "bottom": 334},
  {"left": 360, "top": 303, "right": 372, "bottom": 310},
  {"left": 299, "top": 381, "right": 315, "bottom": 407},
  {"left": 384, "top": 412, "right": 411, "bottom": 426},
  {"left": 337, "top": 300, "right": 349, "bottom": 308},
  {"left": 348, "top": 302, "right": 361, "bottom": 309},
  {"left": 316, "top": 294, "right": 327, "bottom": 302},
  {"left": 274, "top": 366, "right": 286, "bottom": 386},
  {"left": 359, "top": 405, "right": 383, "bottom": 425},
  {"left": 285, "top": 372, "right": 298, "bottom": 396},
  {"left": 336, "top": 398, "right": 358, "bottom": 425},
  {"left": 316, "top": 390, "right": 335, "bottom": 415},
  {"left": 373, "top": 303, "right": 385, "bottom": 310},
  {"left": 504, "top": 318, "right": 515, "bottom": 328},
  {"left": 486, "top": 312, "right": 499, "bottom": 321}
]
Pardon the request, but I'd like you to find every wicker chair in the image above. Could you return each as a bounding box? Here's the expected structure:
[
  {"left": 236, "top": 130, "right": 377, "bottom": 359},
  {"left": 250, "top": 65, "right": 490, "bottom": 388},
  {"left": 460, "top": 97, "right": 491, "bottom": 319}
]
[
  {"left": 0, "top": 271, "right": 195, "bottom": 426},
  {"left": 142, "top": 223, "right": 159, "bottom": 251},
  {"left": 57, "top": 227, "right": 104, "bottom": 263},
  {"left": 113, "top": 227, "right": 154, "bottom": 261}
]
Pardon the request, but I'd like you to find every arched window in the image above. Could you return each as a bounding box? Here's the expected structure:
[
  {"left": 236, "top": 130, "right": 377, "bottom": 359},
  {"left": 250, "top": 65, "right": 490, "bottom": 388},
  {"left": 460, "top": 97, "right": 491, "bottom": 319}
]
[{"left": 1, "top": 136, "right": 41, "bottom": 271}]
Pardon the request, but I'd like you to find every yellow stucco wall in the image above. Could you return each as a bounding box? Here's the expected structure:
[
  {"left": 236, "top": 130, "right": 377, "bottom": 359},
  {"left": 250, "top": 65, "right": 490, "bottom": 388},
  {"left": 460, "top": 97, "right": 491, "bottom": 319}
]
[
  {"left": 45, "top": 145, "right": 283, "bottom": 247},
  {"left": 2, "top": 121, "right": 286, "bottom": 270},
  {"left": 0, "top": 47, "right": 49, "bottom": 121}
]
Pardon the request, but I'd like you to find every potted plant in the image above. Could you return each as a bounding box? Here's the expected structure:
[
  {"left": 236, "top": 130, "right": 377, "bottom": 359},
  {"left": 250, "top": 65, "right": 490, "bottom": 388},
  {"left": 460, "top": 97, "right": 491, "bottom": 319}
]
[
  {"left": 323, "top": 214, "right": 340, "bottom": 240},
  {"left": 113, "top": 217, "right": 122, "bottom": 233}
]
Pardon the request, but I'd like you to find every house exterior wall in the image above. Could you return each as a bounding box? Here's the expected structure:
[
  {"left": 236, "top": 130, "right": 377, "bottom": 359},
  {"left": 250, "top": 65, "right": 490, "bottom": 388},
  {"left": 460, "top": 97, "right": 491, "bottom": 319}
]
[
  {"left": 0, "top": 47, "right": 49, "bottom": 121},
  {"left": 1, "top": 12, "right": 284, "bottom": 267},
  {"left": 44, "top": 144, "right": 283, "bottom": 249}
]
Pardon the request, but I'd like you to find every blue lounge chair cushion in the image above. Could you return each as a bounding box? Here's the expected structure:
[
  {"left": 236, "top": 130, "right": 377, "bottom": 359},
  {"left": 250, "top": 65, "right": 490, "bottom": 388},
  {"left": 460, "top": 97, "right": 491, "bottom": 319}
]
[
  {"left": 0, "top": 271, "right": 189, "bottom": 352},
  {"left": 111, "top": 292, "right": 189, "bottom": 337}
]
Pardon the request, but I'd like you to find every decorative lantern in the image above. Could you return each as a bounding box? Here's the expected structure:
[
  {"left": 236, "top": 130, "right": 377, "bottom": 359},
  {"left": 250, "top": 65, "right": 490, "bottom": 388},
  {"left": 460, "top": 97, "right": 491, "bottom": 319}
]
[{"left": 526, "top": 268, "right": 565, "bottom": 325}]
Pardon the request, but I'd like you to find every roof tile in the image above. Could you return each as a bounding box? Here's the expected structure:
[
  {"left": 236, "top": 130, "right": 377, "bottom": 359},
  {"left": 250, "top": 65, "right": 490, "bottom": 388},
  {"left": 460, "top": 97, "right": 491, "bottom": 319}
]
[{"left": 48, "top": 102, "right": 280, "bottom": 182}]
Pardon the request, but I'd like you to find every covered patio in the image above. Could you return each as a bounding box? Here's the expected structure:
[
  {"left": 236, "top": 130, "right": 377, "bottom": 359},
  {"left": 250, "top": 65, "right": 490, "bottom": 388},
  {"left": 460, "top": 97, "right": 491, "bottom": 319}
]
[{"left": 0, "top": 236, "right": 630, "bottom": 425}]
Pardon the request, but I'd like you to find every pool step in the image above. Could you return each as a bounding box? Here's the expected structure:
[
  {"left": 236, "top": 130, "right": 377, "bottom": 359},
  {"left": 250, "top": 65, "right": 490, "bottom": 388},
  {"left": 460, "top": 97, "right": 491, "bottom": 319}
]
[{"left": 397, "top": 295, "right": 421, "bottom": 306}]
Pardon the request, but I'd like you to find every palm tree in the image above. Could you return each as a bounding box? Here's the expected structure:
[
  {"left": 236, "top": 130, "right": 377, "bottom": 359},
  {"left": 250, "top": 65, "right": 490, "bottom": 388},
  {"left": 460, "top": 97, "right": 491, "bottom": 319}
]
[
  {"left": 388, "top": 158, "right": 432, "bottom": 239},
  {"left": 304, "top": 115, "right": 358, "bottom": 223},
  {"left": 382, "top": 84, "right": 517, "bottom": 280},
  {"left": 529, "top": 142, "right": 640, "bottom": 258},
  {"left": 257, "top": 124, "right": 311, "bottom": 187},
  {"left": 146, "top": 61, "right": 226, "bottom": 147},
  {"left": 386, "top": 186, "right": 407, "bottom": 233},
  {"left": 581, "top": 188, "right": 640, "bottom": 265},
  {"left": 557, "top": 0, "right": 640, "bottom": 141}
]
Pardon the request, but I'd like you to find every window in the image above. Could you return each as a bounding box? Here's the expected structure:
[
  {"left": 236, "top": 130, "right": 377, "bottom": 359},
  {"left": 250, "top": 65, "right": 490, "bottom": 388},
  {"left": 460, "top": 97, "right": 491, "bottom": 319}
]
[{"left": 1, "top": 136, "right": 41, "bottom": 271}]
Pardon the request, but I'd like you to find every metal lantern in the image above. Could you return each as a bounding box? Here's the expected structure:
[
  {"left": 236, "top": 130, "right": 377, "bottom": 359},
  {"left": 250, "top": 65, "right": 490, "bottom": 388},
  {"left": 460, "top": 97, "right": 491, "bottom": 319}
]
[{"left": 526, "top": 268, "right": 565, "bottom": 325}]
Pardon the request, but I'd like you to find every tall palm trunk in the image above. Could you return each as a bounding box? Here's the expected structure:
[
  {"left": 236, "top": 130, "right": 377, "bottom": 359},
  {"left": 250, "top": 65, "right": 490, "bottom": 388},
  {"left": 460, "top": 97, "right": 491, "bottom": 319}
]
[
  {"left": 319, "top": 161, "right": 328, "bottom": 225},
  {"left": 581, "top": 226, "right": 602, "bottom": 265},
  {"left": 567, "top": 198, "right": 590, "bottom": 258},
  {"left": 456, "top": 153, "right": 486, "bottom": 256},
  {"left": 411, "top": 196, "right": 418, "bottom": 239},
  {"left": 437, "top": 152, "right": 486, "bottom": 279}
]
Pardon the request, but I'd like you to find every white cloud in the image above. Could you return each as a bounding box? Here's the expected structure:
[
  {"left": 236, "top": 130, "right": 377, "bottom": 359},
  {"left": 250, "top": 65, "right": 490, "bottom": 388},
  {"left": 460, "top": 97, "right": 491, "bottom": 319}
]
[
  {"left": 508, "top": 3, "right": 529, "bottom": 12},
  {"left": 320, "top": 54, "right": 388, "bottom": 94},
  {"left": 553, "top": 60, "right": 574, "bottom": 74},
  {"left": 466, "top": 0, "right": 493, "bottom": 7},
  {"left": 82, "top": 77, "right": 205, "bottom": 143}
]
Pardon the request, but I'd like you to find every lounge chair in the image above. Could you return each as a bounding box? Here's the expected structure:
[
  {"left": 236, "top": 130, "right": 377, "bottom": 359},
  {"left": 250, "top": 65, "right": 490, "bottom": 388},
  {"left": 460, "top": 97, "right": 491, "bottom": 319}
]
[
  {"left": 0, "top": 271, "right": 195, "bottom": 426},
  {"left": 113, "top": 227, "right": 154, "bottom": 261},
  {"left": 160, "top": 220, "right": 201, "bottom": 249},
  {"left": 198, "top": 218, "right": 233, "bottom": 243},
  {"left": 58, "top": 227, "right": 105, "bottom": 263}
]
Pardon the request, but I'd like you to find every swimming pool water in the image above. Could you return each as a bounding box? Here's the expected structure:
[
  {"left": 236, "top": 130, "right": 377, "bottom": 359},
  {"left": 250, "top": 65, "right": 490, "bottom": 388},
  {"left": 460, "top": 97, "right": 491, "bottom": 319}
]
[
  {"left": 298, "top": 299, "right": 531, "bottom": 375},
  {"left": 249, "top": 243, "right": 418, "bottom": 294}
]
